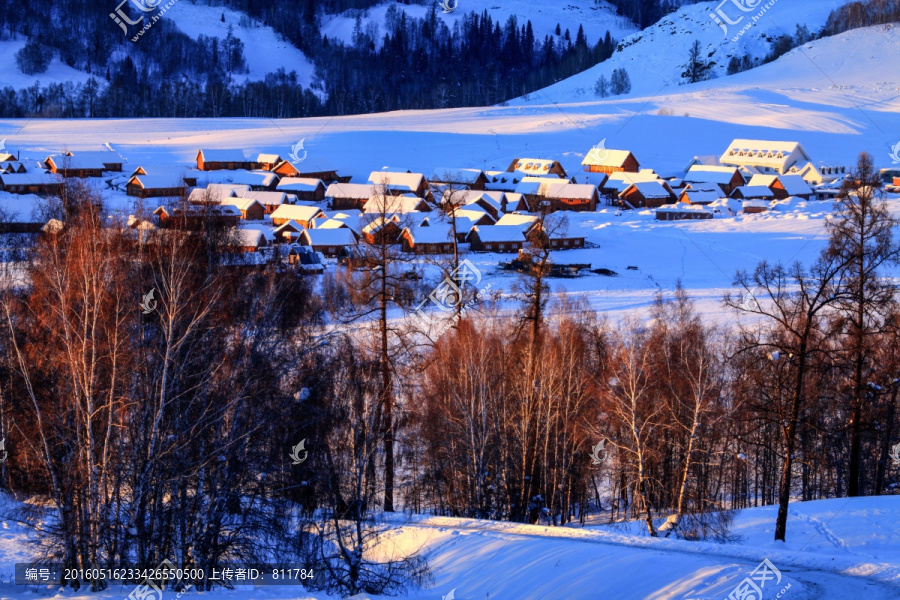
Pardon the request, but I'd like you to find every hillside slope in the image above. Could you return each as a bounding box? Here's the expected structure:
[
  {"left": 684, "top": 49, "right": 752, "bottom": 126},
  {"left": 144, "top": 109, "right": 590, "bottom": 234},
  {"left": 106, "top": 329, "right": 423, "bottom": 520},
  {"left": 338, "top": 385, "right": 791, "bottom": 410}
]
[{"left": 515, "top": 0, "right": 850, "bottom": 102}]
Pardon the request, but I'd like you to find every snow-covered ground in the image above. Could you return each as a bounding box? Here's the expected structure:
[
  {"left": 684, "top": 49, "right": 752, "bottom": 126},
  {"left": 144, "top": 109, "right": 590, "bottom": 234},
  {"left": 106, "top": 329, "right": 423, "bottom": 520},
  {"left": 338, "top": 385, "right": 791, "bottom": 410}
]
[
  {"left": 2, "top": 24, "right": 898, "bottom": 321},
  {"left": 0, "top": 496, "right": 897, "bottom": 599},
  {"left": 0, "top": 40, "right": 97, "bottom": 89},
  {"left": 164, "top": 2, "right": 316, "bottom": 87},
  {"left": 514, "top": 0, "right": 850, "bottom": 101},
  {"left": 320, "top": 0, "right": 638, "bottom": 49}
]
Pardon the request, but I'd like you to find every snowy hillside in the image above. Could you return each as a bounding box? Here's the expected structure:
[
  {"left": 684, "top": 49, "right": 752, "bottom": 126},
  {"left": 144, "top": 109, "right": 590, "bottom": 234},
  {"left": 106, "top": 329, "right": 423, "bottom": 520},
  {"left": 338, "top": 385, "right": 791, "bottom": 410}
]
[
  {"left": 165, "top": 2, "right": 316, "bottom": 86},
  {"left": 515, "top": 0, "right": 850, "bottom": 101},
  {"left": 320, "top": 0, "right": 639, "bottom": 48}
]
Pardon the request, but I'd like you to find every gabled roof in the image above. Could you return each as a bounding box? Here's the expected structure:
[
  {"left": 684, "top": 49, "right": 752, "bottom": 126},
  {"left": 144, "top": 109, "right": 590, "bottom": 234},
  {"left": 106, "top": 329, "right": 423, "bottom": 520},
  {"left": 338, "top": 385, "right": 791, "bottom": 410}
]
[
  {"left": 684, "top": 165, "right": 741, "bottom": 185},
  {"left": 536, "top": 182, "right": 597, "bottom": 200},
  {"left": 220, "top": 197, "right": 264, "bottom": 212},
  {"left": 254, "top": 153, "right": 282, "bottom": 164},
  {"left": 747, "top": 174, "right": 780, "bottom": 188},
  {"left": 732, "top": 185, "right": 776, "bottom": 198},
  {"left": 581, "top": 148, "right": 635, "bottom": 168},
  {"left": 197, "top": 169, "right": 277, "bottom": 187},
  {"left": 719, "top": 139, "right": 811, "bottom": 171},
  {"left": 326, "top": 183, "right": 376, "bottom": 199},
  {"left": 495, "top": 213, "right": 538, "bottom": 227},
  {"left": 368, "top": 171, "right": 426, "bottom": 192},
  {"left": 270, "top": 204, "right": 324, "bottom": 222},
  {"left": 679, "top": 188, "right": 722, "bottom": 205},
  {"left": 232, "top": 228, "right": 267, "bottom": 247},
  {"left": 621, "top": 180, "right": 673, "bottom": 199},
  {"left": 470, "top": 224, "right": 529, "bottom": 243},
  {"left": 301, "top": 227, "right": 358, "bottom": 247},
  {"left": 277, "top": 177, "right": 324, "bottom": 192},
  {"left": 403, "top": 223, "right": 455, "bottom": 245},
  {"left": 777, "top": 174, "right": 814, "bottom": 196}
]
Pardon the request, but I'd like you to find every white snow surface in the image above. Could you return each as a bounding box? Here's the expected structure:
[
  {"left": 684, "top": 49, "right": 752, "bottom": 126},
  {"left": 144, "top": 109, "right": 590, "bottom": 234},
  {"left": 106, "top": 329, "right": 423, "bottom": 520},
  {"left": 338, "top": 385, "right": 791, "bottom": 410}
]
[
  {"left": 0, "top": 496, "right": 898, "bottom": 598},
  {"left": 514, "top": 0, "right": 851, "bottom": 101},
  {"left": 164, "top": 2, "right": 316, "bottom": 86}
]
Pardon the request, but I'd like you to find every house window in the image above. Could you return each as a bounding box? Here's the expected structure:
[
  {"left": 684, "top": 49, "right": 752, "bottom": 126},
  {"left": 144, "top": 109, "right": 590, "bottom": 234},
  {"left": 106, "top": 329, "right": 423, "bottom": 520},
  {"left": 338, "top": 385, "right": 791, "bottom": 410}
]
[
  {"left": 563, "top": 240, "right": 570, "bottom": 246},
  {"left": 499, "top": 243, "right": 506, "bottom": 250},
  {"left": 328, "top": 247, "right": 335, "bottom": 253}
]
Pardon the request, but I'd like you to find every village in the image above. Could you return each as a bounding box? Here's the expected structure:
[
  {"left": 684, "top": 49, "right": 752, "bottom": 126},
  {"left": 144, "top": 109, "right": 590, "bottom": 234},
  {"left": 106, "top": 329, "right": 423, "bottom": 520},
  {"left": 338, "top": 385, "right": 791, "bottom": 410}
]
[{"left": 0, "top": 138, "right": 896, "bottom": 272}]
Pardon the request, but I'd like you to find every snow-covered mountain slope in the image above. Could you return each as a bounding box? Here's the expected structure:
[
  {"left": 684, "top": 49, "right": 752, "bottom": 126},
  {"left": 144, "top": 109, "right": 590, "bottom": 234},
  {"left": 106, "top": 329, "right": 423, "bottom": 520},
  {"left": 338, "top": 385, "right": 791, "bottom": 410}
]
[
  {"left": 0, "top": 40, "right": 97, "bottom": 89},
  {"left": 514, "top": 0, "right": 849, "bottom": 101},
  {"left": 320, "top": 0, "right": 639, "bottom": 47},
  {"left": 165, "top": 2, "right": 316, "bottom": 86}
]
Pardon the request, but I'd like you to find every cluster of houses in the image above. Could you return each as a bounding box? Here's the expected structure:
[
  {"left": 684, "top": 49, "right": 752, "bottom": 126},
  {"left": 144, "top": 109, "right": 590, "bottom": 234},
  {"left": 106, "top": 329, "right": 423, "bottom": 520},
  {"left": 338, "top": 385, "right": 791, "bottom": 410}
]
[{"left": 0, "top": 139, "right": 866, "bottom": 263}]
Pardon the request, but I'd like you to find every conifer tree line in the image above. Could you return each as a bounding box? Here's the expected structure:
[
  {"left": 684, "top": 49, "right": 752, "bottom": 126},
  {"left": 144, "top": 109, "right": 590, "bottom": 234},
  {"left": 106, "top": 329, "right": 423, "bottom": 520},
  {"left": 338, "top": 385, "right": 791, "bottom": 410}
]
[
  {"left": 0, "top": 0, "right": 617, "bottom": 118},
  {"left": 0, "top": 155, "right": 896, "bottom": 595}
]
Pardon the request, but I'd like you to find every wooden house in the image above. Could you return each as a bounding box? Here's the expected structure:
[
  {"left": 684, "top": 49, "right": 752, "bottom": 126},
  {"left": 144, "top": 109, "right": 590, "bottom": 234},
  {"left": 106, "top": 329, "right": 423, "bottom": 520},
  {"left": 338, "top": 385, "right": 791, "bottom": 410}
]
[
  {"left": 326, "top": 183, "right": 375, "bottom": 211},
  {"left": 618, "top": 180, "right": 676, "bottom": 209},
  {"left": 220, "top": 197, "right": 265, "bottom": 220},
  {"left": 276, "top": 177, "right": 326, "bottom": 201},
  {"left": 196, "top": 149, "right": 261, "bottom": 171},
  {"left": 748, "top": 174, "right": 813, "bottom": 200},
  {"left": 742, "top": 200, "right": 769, "bottom": 214},
  {"left": 362, "top": 216, "right": 403, "bottom": 246},
  {"left": 270, "top": 204, "right": 324, "bottom": 228},
  {"left": 230, "top": 228, "right": 269, "bottom": 252},
  {"left": 253, "top": 154, "right": 283, "bottom": 171},
  {"left": 678, "top": 187, "right": 722, "bottom": 206},
  {"left": 45, "top": 153, "right": 116, "bottom": 178},
  {"left": 299, "top": 228, "right": 359, "bottom": 257},
  {"left": 683, "top": 166, "right": 744, "bottom": 195},
  {"left": 126, "top": 175, "right": 187, "bottom": 199},
  {"left": 0, "top": 172, "right": 62, "bottom": 195},
  {"left": 581, "top": 148, "right": 640, "bottom": 174},
  {"left": 719, "top": 139, "right": 812, "bottom": 175},
  {"left": 518, "top": 180, "right": 599, "bottom": 212},
  {"left": 656, "top": 205, "right": 714, "bottom": 220},
  {"left": 272, "top": 160, "right": 350, "bottom": 183},
  {"left": 238, "top": 191, "right": 291, "bottom": 214},
  {"left": 731, "top": 186, "right": 777, "bottom": 201},
  {"left": 362, "top": 195, "right": 431, "bottom": 214},
  {"left": 400, "top": 223, "right": 456, "bottom": 254},
  {"left": 368, "top": 171, "right": 429, "bottom": 197},
  {"left": 154, "top": 204, "right": 242, "bottom": 230},
  {"left": 467, "top": 225, "right": 527, "bottom": 252}
]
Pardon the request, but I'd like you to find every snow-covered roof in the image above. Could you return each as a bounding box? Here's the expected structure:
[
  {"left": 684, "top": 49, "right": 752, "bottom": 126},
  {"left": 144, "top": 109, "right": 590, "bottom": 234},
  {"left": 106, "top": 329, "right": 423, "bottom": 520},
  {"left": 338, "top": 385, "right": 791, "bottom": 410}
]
[
  {"left": 232, "top": 228, "right": 267, "bottom": 247},
  {"left": 622, "top": 181, "right": 673, "bottom": 199},
  {"left": 581, "top": 148, "right": 635, "bottom": 168},
  {"left": 733, "top": 185, "right": 776, "bottom": 198},
  {"left": 220, "top": 197, "right": 263, "bottom": 212},
  {"left": 254, "top": 153, "right": 282, "bottom": 164},
  {"left": 270, "top": 204, "right": 323, "bottom": 222},
  {"left": 747, "top": 174, "right": 780, "bottom": 188},
  {"left": 368, "top": 171, "right": 425, "bottom": 192},
  {"left": 537, "top": 182, "right": 597, "bottom": 200},
  {"left": 128, "top": 175, "right": 185, "bottom": 189},
  {"left": 508, "top": 158, "right": 564, "bottom": 176},
  {"left": 239, "top": 191, "right": 289, "bottom": 206},
  {"left": 495, "top": 213, "right": 538, "bottom": 227},
  {"left": 277, "top": 177, "right": 324, "bottom": 192},
  {"left": 403, "top": 223, "right": 455, "bottom": 245},
  {"left": 0, "top": 172, "right": 59, "bottom": 185},
  {"left": 326, "top": 183, "right": 375, "bottom": 199},
  {"left": 198, "top": 149, "right": 247, "bottom": 162},
  {"left": 778, "top": 174, "right": 814, "bottom": 196},
  {"left": 684, "top": 165, "right": 740, "bottom": 185},
  {"left": 720, "top": 139, "right": 811, "bottom": 172},
  {"left": 195, "top": 169, "right": 277, "bottom": 187},
  {"left": 471, "top": 224, "right": 528, "bottom": 243},
  {"left": 679, "top": 188, "right": 722, "bottom": 204},
  {"left": 301, "top": 227, "right": 358, "bottom": 247},
  {"left": 363, "top": 196, "right": 429, "bottom": 213}
]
